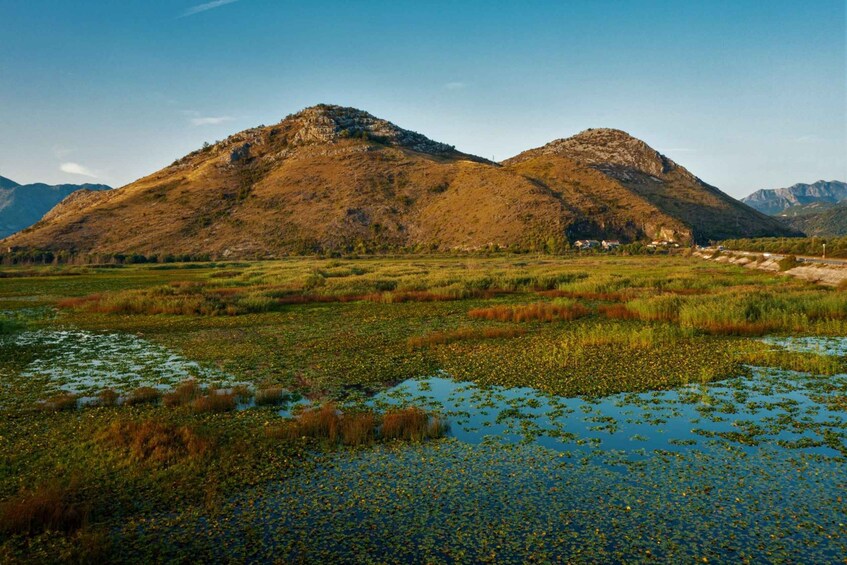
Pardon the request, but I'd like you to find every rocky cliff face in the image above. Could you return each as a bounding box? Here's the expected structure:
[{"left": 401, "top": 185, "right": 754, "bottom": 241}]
[{"left": 742, "top": 180, "right": 847, "bottom": 216}]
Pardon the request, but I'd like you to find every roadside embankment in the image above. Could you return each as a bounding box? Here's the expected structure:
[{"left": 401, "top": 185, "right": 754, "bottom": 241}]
[{"left": 695, "top": 249, "right": 847, "bottom": 287}]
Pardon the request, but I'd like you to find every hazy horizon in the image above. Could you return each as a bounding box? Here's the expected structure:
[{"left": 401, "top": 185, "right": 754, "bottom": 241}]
[{"left": 1, "top": 0, "right": 844, "bottom": 198}]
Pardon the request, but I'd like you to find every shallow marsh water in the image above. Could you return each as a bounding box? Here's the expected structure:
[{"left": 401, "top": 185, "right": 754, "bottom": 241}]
[
  {"left": 116, "top": 337, "right": 847, "bottom": 562},
  {"left": 0, "top": 329, "right": 240, "bottom": 404}
]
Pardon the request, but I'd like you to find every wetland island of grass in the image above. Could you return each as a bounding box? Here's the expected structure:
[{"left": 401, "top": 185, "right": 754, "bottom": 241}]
[{"left": 1, "top": 254, "right": 846, "bottom": 562}]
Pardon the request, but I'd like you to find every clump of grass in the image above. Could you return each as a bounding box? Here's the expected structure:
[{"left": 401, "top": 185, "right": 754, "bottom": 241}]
[
  {"left": 38, "top": 393, "right": 78, "bottom": 412},
  {"left": 56, "top": 293, "right": 103, "bottom": 309},
  {"left": 340, "top": 411, "right": 378, "bottom": 445},
  {"left": 0, "top": 479, "right": 89, "bottom": 536},
  {"left": 97, "top": 389, "right": 119, "bottom": 407},
  {"left": 624, "top": 295, "right": 684, "bottom": 322},
  {"left": 162, "top": 380, "right": 202, "bottom": 407},
  {"left": 268, "top": 404, "right": 447, "bottom": 445},
  {"left": 407, "top": 327, "right": 526, "bottom": 350},
  {"left": 124, "top": 387, "right": 162, "bottom": 406},
  {"left": 190, "top": 390, "right": 237, "bottom": 413},
  {"left": 287, "top": 403, "right": 341, "bottom": 442},
  {"left": 100, "top": 418, "right": 212, "bottom": 464},
  {"left": 597, "top": 304, "right": 638, "bottom": 320},
  {"left": 255, "top": 386, "right": 289, "bottom": 406},
  {"left": 468, "top": 302, "right": 590, "bottom": 323},
  {"left": 381, "top": 407, "right": 448, "bottom": 441}
]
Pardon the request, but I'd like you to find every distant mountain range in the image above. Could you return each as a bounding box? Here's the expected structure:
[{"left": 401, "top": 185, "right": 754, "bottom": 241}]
[
  {"left": 0, "top": 177, "right": 111, "bottom": 239},
  {"left": 1, "top": 105, "right": 798, "bottom": 257},
  {"left": 742, "top": 180, "right": 847, "bottom": 236}
]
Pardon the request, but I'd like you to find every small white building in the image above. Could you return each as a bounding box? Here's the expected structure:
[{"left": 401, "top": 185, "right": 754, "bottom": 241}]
[{"left": 574, "top": 240, "right": 601, "bottom": 250}]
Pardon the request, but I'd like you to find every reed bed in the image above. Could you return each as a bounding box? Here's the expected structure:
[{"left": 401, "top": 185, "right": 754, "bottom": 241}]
[
  {"left": 468, "top": 302, "right": 590, "bottom": 323},
  {"left": 268, "top": 403, "right": 447, "bottom": 446},
  {"left": 100, "top": 419, "right": 213, "bottom": 464},
  {"left": 407, "top": 327, "right": 526, "bottom": 350},
  {"left": 0, "top": 480, "right": 89, "bottom": 536}
]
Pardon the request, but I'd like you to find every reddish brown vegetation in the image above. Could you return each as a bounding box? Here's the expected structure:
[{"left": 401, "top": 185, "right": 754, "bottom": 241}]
[
  {"left": 468, "top": 302, "right": 591, "bottom": 323},
  {"left": 190, "top": 391, "right": 237, "bottom": 413},
  {"left": 695, "top": 322, "right": 780, "bottom": 336},
  {"left": 162, "top": 380, "right": 201, "bottom": 407},
  {"left": 124, "top": 387, "right": 162, "bottom": 406},
  {"left": 381, "top": 407, "right": 448, "bottom": 441},
  {"left": 100, "top": 419, "right": 213, "bottom": 464},
  {"left": 407, "top": 327, "right": 526, "bottom": 349},
  {"left": 56, "top": 293, "right": 103, "bottom": 309},
  {"left": 0, "top": 479, "right": 89, "bottom": 536},
  {"left": 254, "top": 386, "right": 288, "bottom": 406},
  {"left": 267, "top": 403, "right": 447, "bottom": 445},
  {"left": 38, "top": 393, "right": 78, "bottom": 412},
  {"left": 537, "top": 290, "right": 629, "bottom": 302},
  {"left": 597, "top": 304, "right": 639, "bottom": 320},
  {"left": 97, "top": 389, "right": 119, "bottom": 407}
]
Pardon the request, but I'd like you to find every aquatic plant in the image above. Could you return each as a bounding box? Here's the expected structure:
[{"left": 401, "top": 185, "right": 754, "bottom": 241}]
[
  {"left": 268, "top": 403, "right": 447, "bottom": 445},
  {"left": 38, "top": 393, "right": 78, "bottom": 412},
  {"left": 190, "top": 391, "right": 237, "bottom": 413},
  {"left": 468, "top": 302, "right": 590, "bottom": 323},
  {"left": 97, "top": 389, "right": 119, "bottom": 407},
  {"left": 0, "top": 479, "right": 90, "bottom": 536},
  {"left": 254, "top": 386, "right": 289, "bottom": 406},
  {"left": 100, "top": 419, "right": 213, "bottom": 465},
  {"left": 407, "top": 327, "right": 526, "bottom": 350},
  {"left": 124, "top": 387, "right": 162, "bottom": 406},
  {"left": 381, "top": 406, "right": 448, "bottom": 441},
  {"left": 162, "top": 380, "right": 202, "bottom": 407}
]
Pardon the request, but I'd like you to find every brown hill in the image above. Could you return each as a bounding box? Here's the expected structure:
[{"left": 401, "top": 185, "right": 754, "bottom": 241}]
[
  {"left": 2, "top": 106, "right": 799, "bottom": 257},
  {"left": 504, "top": 128, "right": 799, "bottom": 243}
]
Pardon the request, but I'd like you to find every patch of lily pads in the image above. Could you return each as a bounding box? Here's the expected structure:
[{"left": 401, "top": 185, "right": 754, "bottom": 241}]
[
  {"left": 6, "top": 329, "right": 239, "bottom": 396},
  {"left": 108, "top": 340, "right": 847, "bottom": 561}
]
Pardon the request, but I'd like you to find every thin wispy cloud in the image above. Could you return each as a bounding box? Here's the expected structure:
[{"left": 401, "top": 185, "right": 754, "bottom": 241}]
[
  {"left": 52, "top": 146, "right": 74, "bottom": 159},
  {"left": 180, "top": 0, "right": 240, "bottom": 18},
  {"left": 60, "top": 162, "right": 98, "bottom": 178},
  {"left": 444, "top": 82, "right": 466, "bottom": 90},
  {"left": 190, "top": 116, "right": 234, "bottom": 126},
  {"left": 794, "top": 135, "right": 819, "bottom": 143}
]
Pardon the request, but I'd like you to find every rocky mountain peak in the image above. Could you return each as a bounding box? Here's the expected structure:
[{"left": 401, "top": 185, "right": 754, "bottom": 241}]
[
  {"left": 535, "top": 128, "right": 677, "bottom": 177},
  {"left": 742, "top": 180, "right": 847, "bottom": 215},
  {"left": 282, "top": 104, "right": 457, "bottom": 156}
]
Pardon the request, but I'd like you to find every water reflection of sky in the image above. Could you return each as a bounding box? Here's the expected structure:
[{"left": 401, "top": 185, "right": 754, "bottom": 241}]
[{"left": 367, "top": 367, "right": 846, "bottom": 463}]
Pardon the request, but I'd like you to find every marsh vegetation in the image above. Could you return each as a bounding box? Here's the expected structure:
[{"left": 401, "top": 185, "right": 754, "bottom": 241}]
[{"left": 1, "top": 255, "right": 845, "bottom": 561}]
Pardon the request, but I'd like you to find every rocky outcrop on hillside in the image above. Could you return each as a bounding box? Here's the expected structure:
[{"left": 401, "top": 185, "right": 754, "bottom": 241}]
[
  {"left": 286, "top": 105, "right": 459, "bottom": 156},
  {"left": 506, "top": 128, "right": 679, "bottom": 178},
  {"left": 503, "top": 128, "right": 798, "bottom": 243}
]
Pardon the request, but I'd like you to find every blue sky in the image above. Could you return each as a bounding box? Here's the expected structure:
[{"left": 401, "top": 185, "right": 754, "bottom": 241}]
[{"left": 0, "top": 0, "right": 844, "bottom": 197}]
